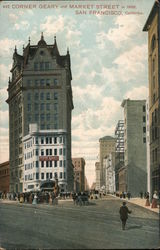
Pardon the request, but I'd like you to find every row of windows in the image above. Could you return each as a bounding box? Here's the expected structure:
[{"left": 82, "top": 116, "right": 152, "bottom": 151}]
[
  {"left": 27, "top": 78, "right": 59, "bottom": 87},
  {"left": 24, "top": 148, "right": 66, "bottom": 159},
  {"left": 28, "top": 103, "right": 58, "bottom": 112},
  {"left": 34, "top": 62, "right": 50, "bottom": 71},
  {"left": 25, "top": 160, "right": 66, "bottom": 169},
  {"left": 27, "top": 92, "right": 58, "bottom": 101},
  {"left": 25, "top": 171, "right": 66, "bottom": 181},
  {"left": 24, "top": 136, "right": 65, "bottom": 149},
  {"left": 0, "top": 169, "right": 9, "bottom": 176}
]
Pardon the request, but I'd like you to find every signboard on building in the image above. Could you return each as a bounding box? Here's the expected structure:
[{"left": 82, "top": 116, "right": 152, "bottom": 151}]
[{"left": 39, "top": 156, "right": 59, "bottom": 161}]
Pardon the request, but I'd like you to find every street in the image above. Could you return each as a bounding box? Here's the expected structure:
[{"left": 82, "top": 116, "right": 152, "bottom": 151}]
[{"left": 0, "top": 196, "right": 159, "bottom": 249}]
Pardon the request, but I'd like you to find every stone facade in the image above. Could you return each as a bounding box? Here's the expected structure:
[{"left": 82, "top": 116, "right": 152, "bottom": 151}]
[
  {"left": 121, "top": 99, "right": 147, "bottom": 197},
  {"left": 99, "top": 136, "right": 116, "bottom": 187},
  {"left": 143, "top": 1, "right": 160, "bottom": 195},
  {"left": 95, "top": 162, "right": 100, "bottom": 190},
  {"left": 23, "top": 124, "right": 68, "bottom": 192},
  {"left": 0, "top": 161, "right": 10, "bottom": 193},
  {"left": 6, "top": 34, "right": 74, "bottom": 192},
  {"left": 72, "top": 158, "right": 85, "bottom": 192}
]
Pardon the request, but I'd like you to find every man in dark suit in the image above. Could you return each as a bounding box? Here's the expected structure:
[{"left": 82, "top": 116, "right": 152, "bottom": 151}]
[{"left": 119, "top": 201, "right": 132, "bottom": 230}]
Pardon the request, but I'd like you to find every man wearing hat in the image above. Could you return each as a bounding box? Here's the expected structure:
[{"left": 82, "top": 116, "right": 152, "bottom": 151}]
[{"left": 119, "top": 201, "right": 132, "bottom": 230}]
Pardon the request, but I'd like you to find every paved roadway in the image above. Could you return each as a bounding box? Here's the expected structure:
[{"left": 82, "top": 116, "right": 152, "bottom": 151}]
[{"left": 0, "top": 196, "right": 159, "bottom": 249}]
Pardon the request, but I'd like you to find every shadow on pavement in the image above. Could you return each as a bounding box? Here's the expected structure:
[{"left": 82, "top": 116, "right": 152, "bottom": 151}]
[{"left": 127, "top": 225, "right": 142, "bottom": 230}]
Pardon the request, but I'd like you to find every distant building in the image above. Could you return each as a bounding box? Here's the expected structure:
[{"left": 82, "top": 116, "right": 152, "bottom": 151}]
[
  {"left": 121, "top": 99, "right": 147, "bottom": 197},
  {"left": 0, "top": 161, "right": 10, "bottom": 193},
  {"left": 23, "top": 124, "right": 67, "bottom": 192},
  {"left": 6, "top": 34, "right": 74, "bottom": 192},
  {"left": 72, "top": 158, "right": 85, "bottom": 192},
  {"left": 143, "top": 1, "right": 160, "bottom": 194},
  {"left": 95, "top": 162, "right": 100, "bottom": 190},
  {"left": 99, "top": 136, "right": 116, "bottom": 187},
  {"left": 115, "top": 120, "right": 124, "bottom": 192},
  {"left": 103, "top": 152, "right": 115, "bottom": 194}
]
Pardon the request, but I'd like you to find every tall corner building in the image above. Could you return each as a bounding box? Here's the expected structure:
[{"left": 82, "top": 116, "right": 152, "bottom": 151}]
[
  {"left": 121, "top": 99, "right": 147, "bottom": 197},
  {"left": 6, "top": 34, "right": 74, "bottom": 192},
  {"left": 143, "top": 1, "right": 160, "bottom": 194}
]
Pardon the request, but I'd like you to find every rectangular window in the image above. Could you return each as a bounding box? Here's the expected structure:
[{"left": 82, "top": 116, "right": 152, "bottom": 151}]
[
  {"left": 36, "top": 149, "right": 39, "bottom": 156},
  {"left": 143, "top": 105, "right": 146, "bottom": 112},
  {"left": 60, "top": 160, "right": 63, "bottom": 167},
  {"left": 46, "top": 79, "right": 50, "bottom": 86},
  {"left": 40, "top": 62, "right": 44, "bottom": 71},
  {"left": 54, "top": 161, "right": 57, "bottom": 167},
  {"left": 143, "top": 137, "right": 146, "bottom": 143},
  {"left": 41, "top": 173, "right": 44, "bottom": 179},
  {"left": 59, "top": 148, "right": 62, "bottom": 155},
  {"left": 143, "top": 127, "right": 146, "bottom": 133},
  {"left": 63, "top": 148, "right": 66, "bottom": 156},
  {"left": 41, "top": 114, "right": 45, "bottom": 121},
  {"left": 46, "top": 137, "right": 49, "bottom": 144},
  {"left": 54, "top": 79, "right": 58, "bottom": 86},
  {"left": 50, "top": 149, "right": 52, "bottom": 155},
  {"left": 59, "top": 137, "right": 62, "bottom": 143},
  {"left": 143, "top": 116, "right": 146, "bottom": 123},
  {"left": 36, "top": 161, "right": 39, "bottom": 168},
  {"left": 34, "top": 103, "right": 39, "bottom": 110},
  {"left": 46, "top": 161, "right": 49, "bottom": 168},
  {"left": 63, "top": 160, "right": 66, "bottom": 168},
  {"left": 35, "top": 114, "right": 39, "bottom": 122},
  {"left": 41, "top": 137, "right": 44, "bottom": 144},
  {"left": 54, "top": 172, "right": 57, "bottom": 178},
  {"left": 54, "top": 92, "right": 58, "bottom": 100},
  {"left": 36, "top": 173, "right": 39, "bottom": 180},
  {"left": 46, "top": 173, "right": 49, "bottom": 179},
  {"left": 40, "top": 79, "right": 45, "bottom": 86},
  {"left": 54, "top": 137, "right": 57, "bottom": 144},
  {"left": 45, "top": 62, "right": 50, "bottom": 70},
  {"left": 46, "top": 93, "right": 50, "bottom": 100},
  {"left": 41, "top": 124, "right": 45, "bottom": 130},
  {"left": 54, "top": 149, "right": 57, "bottom": 156},
  {"left": 50, "top": 161, "right": 52, "bottom": 167},
  {"left": 46, "top": 149, "right": 49, "bottom": 156},
  {"left": 40, "top": 92, "right": 44, "bottom": 100},
  {"left": 35, "top": 93, "right": 39, "bottom": 99},
  {"left": 49, "top": 137, "right": 52, "bottom": 144},
  {"left": 64, "top": 172, "right": 66, "bottom": 179},
  {"left": 59, "top": 172, "right": 62, "bottom": 179},
  {"left": 35, "top": 137, "right": 38, "bottom": 144},
  {"left": 50, "top": 172, "right": 52, "bottom": 179},
  {"left": 35, "top": 79, "right": 39, "bottom": 86},
  {"left": 41, "top": 161, "right": 44, "bottom": 168},
  {"left": 27, "top": 104, "right": 31, "bottom": 111}
]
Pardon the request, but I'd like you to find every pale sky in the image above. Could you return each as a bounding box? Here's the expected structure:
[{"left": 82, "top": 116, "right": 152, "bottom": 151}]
[{"left": 0, "top": 0, "right": 154, "bottom": 187}]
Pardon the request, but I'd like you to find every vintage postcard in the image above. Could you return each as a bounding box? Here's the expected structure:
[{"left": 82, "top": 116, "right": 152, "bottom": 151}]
[{"left": 0, "top": 0, "right": 159, "bottom": 249}]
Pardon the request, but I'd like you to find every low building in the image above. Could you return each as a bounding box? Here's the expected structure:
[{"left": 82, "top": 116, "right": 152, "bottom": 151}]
[
  {"left": 0, "top": 161, "right": 10, "bottom": 193},
  {"left": 72, "top": 158, "right": 85, "bottom": 192},
  {"left": 23, "top": 124, "right": 68, "bottom": 192}
]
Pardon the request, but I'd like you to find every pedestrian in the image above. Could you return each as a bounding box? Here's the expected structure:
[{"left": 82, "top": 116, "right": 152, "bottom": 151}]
[
  {"left": 145, "top": 192, "right": 150, "bottom": 206},
  {"left": 151, "top": 191, "right": 158, "bottom": 208},
  {"left": 127, "top": 191, "right": 131, "bottom": 200},
  {"left": 140, "top": 191, "right": 143, "bottom": 199},
  {"left": 119, "top": 201, "right": 132, "bottom": 230}
]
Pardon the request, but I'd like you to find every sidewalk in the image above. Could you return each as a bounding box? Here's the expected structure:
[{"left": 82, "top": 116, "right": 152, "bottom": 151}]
[{"left": 111, "top": 195, "right": 159, "bottom": 214}]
